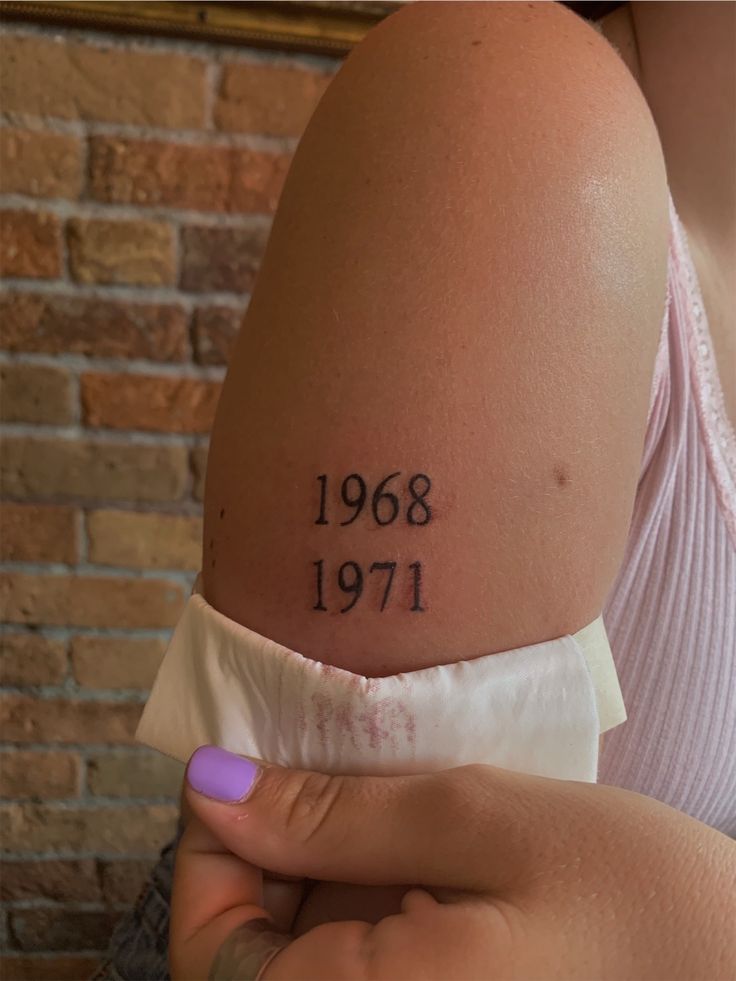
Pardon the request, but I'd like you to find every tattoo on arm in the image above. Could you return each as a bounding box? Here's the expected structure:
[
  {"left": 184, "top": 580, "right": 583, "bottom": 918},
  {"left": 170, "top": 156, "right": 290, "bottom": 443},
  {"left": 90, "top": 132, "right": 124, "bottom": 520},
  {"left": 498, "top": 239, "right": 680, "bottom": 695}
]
[{"left": 312, "top": 471, "right": 432, "bottom": 614}]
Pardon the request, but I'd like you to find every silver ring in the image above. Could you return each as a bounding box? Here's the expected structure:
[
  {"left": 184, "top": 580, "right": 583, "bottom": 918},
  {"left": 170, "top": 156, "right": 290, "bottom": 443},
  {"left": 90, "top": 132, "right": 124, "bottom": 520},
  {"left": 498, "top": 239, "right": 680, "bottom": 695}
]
[{"left": 208, "top": 918, "right": 293, "bottom": 981}]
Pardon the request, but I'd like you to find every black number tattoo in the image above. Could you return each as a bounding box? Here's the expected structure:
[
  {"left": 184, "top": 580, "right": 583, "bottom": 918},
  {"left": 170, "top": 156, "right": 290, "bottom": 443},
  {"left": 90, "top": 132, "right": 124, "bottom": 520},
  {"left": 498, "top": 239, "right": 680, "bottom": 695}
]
[
  {"left": 338, "top": 561, "right": 363, "bottom": 613},
  {"left": 371, "top": 471, "right": 401, "bottom": 526},
  {"left": 407, "top": 473, "right": 432, "bottom": 526},
  {"left": 312, "top": 559, "right": 327, "bottom": 611},
  {"left": 313, "top": 471, "right": 432, "bottom": 613},
  {"left": 369, "top": 561, "right": 397, "bottom": 611},
  {"left": 314, "top": 560, "right": 424, "bottom": 613},
  {"left": 315, "top": 474, "right": 328, "bottom": 525},
  {"left": 409, "top": 561, "right": 425, "bottom": 612},
  {"left": 340, "top": 474, "right": 367, "bottom": 526},
  {"left": 315, "top": 472, "right": 433, "bottom": 526}
]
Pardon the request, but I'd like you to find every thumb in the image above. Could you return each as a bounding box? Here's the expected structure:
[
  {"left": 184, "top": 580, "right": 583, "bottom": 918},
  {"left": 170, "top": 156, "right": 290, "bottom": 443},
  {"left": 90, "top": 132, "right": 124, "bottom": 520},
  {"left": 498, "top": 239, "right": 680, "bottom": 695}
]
[
  {"left": 184, "top": 745, "right": 527, "bottom": 891},
  {"left": 169, "top": 815, "right": 269, "bottom": 980}
]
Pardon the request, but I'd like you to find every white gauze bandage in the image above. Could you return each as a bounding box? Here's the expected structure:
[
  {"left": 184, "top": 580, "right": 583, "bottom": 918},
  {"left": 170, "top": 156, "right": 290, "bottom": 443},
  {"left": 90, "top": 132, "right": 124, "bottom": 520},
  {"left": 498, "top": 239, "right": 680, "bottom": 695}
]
[{"left": 136, "top": 582, "right": 626, "bottom": 782}]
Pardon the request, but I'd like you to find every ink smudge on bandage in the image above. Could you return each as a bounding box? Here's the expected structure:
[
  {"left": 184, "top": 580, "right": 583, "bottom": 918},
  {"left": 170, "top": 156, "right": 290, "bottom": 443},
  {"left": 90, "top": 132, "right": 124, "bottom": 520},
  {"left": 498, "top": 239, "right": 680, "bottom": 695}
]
[
  {"left": 335, "top": 703, "right": 359, "bottom": 751},
  {"left": 358, "top": 701, "right": 391, "bottom": 750},
  {"left": 296, "top": 698, "right": 307, "bottom": 738},
  {"left": 308, "top": 686, "right": 417, "bottom": 756},
  {"left": 358, "top": 698, "right": 416, "bottom": 752},
  {"left": 311, "top": 691, "right": 331, "bottom": 749}
]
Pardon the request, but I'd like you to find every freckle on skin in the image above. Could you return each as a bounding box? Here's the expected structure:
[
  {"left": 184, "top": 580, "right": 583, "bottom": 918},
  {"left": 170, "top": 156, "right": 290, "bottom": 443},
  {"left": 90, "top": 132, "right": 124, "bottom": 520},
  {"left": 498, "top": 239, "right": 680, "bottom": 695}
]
[
  {"left": 553, "top": 465, "right": 569, "bottom": 488},
  {"left": 219, "top": 508, "right": 225, "bottom": 519}
]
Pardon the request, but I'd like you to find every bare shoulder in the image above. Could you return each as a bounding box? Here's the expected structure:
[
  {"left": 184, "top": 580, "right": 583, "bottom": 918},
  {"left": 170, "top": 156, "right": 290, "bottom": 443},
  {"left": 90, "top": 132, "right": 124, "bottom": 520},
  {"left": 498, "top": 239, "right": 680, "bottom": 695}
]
[{"left": 203, "top": 0, "right": 670, "bottom": 674}]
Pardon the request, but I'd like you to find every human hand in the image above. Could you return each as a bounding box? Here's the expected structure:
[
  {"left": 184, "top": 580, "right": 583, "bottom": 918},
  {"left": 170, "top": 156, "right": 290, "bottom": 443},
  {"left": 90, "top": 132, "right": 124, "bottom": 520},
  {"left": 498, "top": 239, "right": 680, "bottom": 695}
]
[
  {"left": 170, "top": 745, "right": 735, "bottom": 980},
  {"left": 283, "top": 738, "right": 612, "bottom": 936}
]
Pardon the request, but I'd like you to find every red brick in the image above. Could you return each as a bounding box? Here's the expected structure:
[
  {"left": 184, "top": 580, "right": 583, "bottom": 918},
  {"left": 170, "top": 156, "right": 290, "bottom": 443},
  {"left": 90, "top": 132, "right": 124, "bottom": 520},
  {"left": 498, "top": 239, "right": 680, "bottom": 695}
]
[
  {"left": 0, "top": 573, "right": 185, "bottom": 628},
  {"left": 0, "top": 33, "right": 206, "bottom": 128},
  {"left": 0, "top": 801, "right": 178, "bottom": 853},
  {"left": 0, "top": 859, "right": 99, "bottom": 902},
  {"left": 215, "top": 60, "right": 332, "bottom": 136},
  {"left": 192, "top": 445, "right": 208, "bottom": 501},
  {"left": 0, "top": 504, "right": 78, "bottom": 564},
  {"left": 86, "top": 510, "right": 201, "bottom": 571},
  {"left": 0, "top": 750, "right": 81, "bottom": 798},
  {"left": 81, "top": 373, "right": 220, "bottom": 434},
  {"left": 193, "top": 306, "right": 243, "bottom": 365},
  {"left": 0, "top": 292, "right": 189, "bottom": 361},
  {"left": 0, "top": 363, "right": 75, "bottom": 425},
  {"left": 181, "top": 225, "right": 269, "bottom": 293},
  {"left": 10, "top": 909, "right": 121, "bottom": 953},
  {"left": 87, "top": 751, "right": 184, "bottom": 798},
  {"left": 0, "top": 955, "right": 101, "bottom": 981},
  {"left": 71, "top": 635, "right": 166, "bottom": 689},
  {"left": 1, "top": 437, "right": 189, "bottom": 503},
  {"left": 100, "top": 859, "right": 152, "bottom": 904},
  {"left": 0, "top": 210, "right": 61, "bottom": 279},
  {"left": 0, "top": 694, "right": 142, "bottom": 744},
  {"left": 67, "top": 218, "right": 175, "bottom": 287},
  {"left": 0, "top": 127, "right": 83, "bottom": 199},
  {"left": 89, "top": 137, "right": 290, "bottom": 213},
  {"left": 0, "top": 633, "right": 68, "bottom": 686}
]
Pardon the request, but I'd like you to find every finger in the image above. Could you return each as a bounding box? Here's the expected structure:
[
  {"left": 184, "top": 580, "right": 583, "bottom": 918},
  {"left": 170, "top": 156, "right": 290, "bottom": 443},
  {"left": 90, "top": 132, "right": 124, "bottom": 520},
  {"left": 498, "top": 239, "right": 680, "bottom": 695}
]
[
  {"left": 184, "top": 745, "right": 530, "bottom": 891},
  {"left": 262, "top": 876, "right": 307, "bottom": 933},
  {"left": 265, "top": 895, "right": 495, "bottom": 981},
  {"left": 401, "top": 888, "right": 439, "bottom": 915},
  {"left": 215, "top": 920, "right": 373, "bottom": 981},
  {"left": 292, "top": 883, "right": 408, "bottom": 936},
  {"left": 263, "top": 871, "right": 305, "bottom": 883},
  {"left": 170, "top": 815, "right": 271, "bottom": 980}
]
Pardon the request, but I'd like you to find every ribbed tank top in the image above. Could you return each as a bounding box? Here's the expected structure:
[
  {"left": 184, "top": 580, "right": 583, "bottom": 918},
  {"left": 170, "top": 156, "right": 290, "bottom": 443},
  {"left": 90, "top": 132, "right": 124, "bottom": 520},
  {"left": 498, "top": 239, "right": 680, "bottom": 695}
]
[{"left": 600, "top": 189, "right": 736, "bottom": 835}]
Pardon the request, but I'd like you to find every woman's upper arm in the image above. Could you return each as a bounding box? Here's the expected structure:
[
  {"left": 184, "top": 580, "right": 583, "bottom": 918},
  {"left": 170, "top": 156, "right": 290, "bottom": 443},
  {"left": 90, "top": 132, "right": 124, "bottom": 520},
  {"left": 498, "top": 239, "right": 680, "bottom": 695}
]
[{"left": 203, "top": 0, "right": 669, "bottom": 676}]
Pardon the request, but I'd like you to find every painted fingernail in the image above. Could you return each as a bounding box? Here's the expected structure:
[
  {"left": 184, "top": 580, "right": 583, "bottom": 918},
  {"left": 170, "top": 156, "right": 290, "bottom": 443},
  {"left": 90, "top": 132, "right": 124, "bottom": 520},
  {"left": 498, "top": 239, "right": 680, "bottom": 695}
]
[{"left": 187, "top": 745, "right": 261, "bottom": 803}]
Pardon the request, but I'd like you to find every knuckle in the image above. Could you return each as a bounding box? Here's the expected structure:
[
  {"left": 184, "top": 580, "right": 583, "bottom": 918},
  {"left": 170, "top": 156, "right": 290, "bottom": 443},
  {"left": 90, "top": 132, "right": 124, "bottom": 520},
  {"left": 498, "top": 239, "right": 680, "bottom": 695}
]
[
  {"left": 275, "top": 922, "right": 370, "bottom": 981},
  {"left": 433, "top": 764, "right": 496, "bottom": 817},
  {"left": 279, "top": 771, "right": 348, "bottom": 847}
]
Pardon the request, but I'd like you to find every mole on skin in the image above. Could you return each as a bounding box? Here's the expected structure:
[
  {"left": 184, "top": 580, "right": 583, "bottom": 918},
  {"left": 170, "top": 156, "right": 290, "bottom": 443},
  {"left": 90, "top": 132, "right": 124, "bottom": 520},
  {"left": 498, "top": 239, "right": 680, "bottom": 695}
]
[{"left": 553, "top": 465, "right": 569, "bottom": 488}]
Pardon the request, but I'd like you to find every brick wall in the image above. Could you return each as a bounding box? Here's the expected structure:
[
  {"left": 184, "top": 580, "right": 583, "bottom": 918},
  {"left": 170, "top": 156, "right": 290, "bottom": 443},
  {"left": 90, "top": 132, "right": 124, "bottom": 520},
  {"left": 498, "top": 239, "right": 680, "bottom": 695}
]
[{"left": 0, "top": 21, "right": 340, "bottom": 978}]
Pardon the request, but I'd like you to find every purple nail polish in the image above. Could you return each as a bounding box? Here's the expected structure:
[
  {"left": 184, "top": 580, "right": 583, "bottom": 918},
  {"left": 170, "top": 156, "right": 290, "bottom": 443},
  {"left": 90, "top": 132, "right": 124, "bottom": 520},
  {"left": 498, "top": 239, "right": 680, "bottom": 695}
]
[{"left": 187, "top": 745, "right": 261, "bottom": 803}]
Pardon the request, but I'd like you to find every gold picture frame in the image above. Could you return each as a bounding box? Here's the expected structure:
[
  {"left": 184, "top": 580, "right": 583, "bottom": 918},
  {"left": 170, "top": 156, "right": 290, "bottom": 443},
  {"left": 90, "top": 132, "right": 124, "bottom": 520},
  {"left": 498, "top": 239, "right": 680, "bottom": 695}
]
[
  {"left": 0, "top": 1, "right": 405, "bottom": 56},
  {"left": 0, "top": 2, "right": 622, "bottom": 57}
]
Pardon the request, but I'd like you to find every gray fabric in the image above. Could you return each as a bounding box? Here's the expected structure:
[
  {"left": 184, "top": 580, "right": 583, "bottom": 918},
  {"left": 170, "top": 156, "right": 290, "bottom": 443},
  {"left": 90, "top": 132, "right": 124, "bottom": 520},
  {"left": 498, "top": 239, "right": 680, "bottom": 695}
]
[{"left": 91, "top": 823, "right": 184, "bottom": 981}]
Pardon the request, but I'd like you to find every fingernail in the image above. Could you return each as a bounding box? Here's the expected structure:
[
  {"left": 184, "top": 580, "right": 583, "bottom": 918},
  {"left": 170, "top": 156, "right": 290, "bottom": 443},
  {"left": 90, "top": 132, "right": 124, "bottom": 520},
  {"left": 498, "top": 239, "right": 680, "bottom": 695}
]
[{"left": 187, "top": 745, "right": 261, "bottom": 803}]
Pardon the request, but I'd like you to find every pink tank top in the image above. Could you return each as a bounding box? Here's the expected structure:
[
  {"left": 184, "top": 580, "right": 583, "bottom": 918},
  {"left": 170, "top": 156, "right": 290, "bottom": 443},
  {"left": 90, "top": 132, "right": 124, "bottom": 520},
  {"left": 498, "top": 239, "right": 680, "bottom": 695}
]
[{"left": 600, "top": 189, "right": 736, "bottom": 835}]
